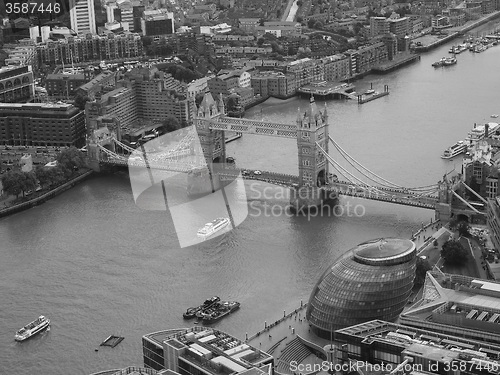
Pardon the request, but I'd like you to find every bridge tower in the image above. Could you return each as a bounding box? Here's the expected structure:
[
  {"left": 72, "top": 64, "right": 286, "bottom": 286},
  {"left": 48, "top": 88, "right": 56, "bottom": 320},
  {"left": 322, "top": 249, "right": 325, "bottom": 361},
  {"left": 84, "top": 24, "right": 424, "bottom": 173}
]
[
  {"left": 435, "top": 174, "right": 452, "bottom": 223},
  {"left": 188, "top": 92, "right": 228, "bottom": 197},
  {"left": 290, "top": 95, "right": 337, "bottom": 211},
  {"left": 194, "top": 92, "right": 226, "bottom": 165}
]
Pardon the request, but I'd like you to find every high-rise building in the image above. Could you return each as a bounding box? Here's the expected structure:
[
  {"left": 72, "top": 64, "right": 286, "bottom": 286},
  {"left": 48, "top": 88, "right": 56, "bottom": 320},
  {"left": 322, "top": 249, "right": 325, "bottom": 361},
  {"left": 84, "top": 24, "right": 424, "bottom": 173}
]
[{"left": 69, "top": 0, "right": 97, "bottom": 35}]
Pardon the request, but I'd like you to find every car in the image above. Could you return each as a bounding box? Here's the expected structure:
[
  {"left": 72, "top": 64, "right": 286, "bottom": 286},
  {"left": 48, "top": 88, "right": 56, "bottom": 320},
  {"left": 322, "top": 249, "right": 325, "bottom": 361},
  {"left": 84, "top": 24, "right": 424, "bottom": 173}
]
[
  {"left": 254, "top": 170, "right": 262, "bottom": 175},
  {"left": 242, "top": 170, "right": 249, "bottom": 176}
]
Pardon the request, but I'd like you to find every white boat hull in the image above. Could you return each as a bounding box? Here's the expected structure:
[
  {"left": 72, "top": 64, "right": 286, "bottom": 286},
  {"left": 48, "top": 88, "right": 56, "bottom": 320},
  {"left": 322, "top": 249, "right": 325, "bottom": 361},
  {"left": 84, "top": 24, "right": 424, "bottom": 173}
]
[{"left": 15, "top": 319, "right": 50, "bottom": 341}]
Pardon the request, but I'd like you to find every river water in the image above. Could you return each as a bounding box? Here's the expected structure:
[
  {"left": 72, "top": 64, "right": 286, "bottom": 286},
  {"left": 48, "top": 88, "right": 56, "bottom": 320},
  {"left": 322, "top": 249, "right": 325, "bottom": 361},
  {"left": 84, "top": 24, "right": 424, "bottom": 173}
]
[{"left": 2, "top": 30, "right": 500, "bottom": 374}]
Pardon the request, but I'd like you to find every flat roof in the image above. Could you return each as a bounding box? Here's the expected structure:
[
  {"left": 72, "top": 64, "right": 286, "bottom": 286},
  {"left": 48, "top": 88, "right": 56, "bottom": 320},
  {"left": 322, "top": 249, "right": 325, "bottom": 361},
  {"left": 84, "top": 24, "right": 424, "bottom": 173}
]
[
  {"left": 472, "top": 280, "right": 500, "bottom": 293},
  {"left": 231, "top": 349, "right": 255, "bottom": 360},
  {"left": 190, "top": 343, "right": 211, "bottom": 355},
  {"left": 403, "top": 342, "right": 459, "bottom": 363},
  {"left": 211, "top": 356, "right": 247, "bottom": 372},
  {"left": 354, "top": 238, "right": 415, "bottom": 262},
  {"left": 199, "top": 334, "right": 216, "bottom": 343}
]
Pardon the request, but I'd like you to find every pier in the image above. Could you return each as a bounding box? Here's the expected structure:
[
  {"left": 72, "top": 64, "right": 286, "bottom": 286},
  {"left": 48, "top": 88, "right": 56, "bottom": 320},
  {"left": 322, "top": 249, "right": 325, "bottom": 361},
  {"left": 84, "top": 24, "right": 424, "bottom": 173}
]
[
  {"left": 358, "top": 85, "right": 389, "bottom": 104},
  {"left": 297, "top": 81, "right": 356, "bottom": 99}
]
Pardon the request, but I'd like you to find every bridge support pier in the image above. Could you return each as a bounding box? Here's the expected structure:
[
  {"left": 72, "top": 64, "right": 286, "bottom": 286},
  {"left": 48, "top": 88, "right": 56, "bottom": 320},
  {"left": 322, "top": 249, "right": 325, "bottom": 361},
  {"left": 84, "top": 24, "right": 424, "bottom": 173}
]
[
  {"left": 86, "top": 144, "right": 101, "bottom": 172},
  {"left": 289, "top": 186, "right": 338, "bottom": 214},
  {"left": 435, "top": 203, "right": 452, "bottom": 224}
]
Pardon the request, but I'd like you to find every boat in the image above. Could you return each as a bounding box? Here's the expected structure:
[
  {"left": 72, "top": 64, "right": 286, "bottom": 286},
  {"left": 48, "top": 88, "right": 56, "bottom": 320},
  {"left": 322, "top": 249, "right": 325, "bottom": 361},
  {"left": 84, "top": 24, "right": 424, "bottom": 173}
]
[
  {"left": 443, "top": 56, "right": 457, "bottom": 66},
  {"left": 183, "top": 296, "right": 220, "bottom": 319},
  {"left": 441, "top": 141, "right": 467, "bottom": 159},
  {"left": 197, "top": 217, "right": 230, "bottom": 239},
  {"left": 15, "top": 316, "right": 50, "bottom": 341},
  {"left": 432, "top": 57, "right": 446, "bottom": 67},
  {"left": 491, "top": 114, "right": 499, "bottom": 118},
  {"left": 364, "top": 89, "right": 375, "bottom": 95},
  {"left": 201, "top": 301, "right": 240, "bottom": 324},
  {"left": 466, "top": 122, "right": 500, "bottom": 146}
]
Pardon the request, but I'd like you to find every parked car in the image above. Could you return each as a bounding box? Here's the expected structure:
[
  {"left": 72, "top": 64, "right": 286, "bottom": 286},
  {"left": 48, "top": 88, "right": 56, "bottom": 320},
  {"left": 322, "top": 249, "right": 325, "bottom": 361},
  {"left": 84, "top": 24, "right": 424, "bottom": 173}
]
[
  {"left": 254, "top": 170, "right": 262, "bottom": 175},
  {"left": 242, "top": 170, "right": 249, "bottom": 176}
]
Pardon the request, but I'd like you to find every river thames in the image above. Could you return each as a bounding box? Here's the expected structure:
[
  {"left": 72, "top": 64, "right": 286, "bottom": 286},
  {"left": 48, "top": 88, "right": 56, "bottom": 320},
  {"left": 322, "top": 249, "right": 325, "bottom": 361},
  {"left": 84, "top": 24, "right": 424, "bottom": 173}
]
[{"left": 2, "top": 29, "right": 500, "bottom": 374}]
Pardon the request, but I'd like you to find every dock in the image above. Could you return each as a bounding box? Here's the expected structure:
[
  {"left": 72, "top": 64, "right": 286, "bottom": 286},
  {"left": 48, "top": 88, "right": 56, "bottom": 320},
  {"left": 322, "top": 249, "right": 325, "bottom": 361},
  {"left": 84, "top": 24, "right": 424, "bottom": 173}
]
[
  {"left": 297, "top": 81, "right": 356, "bottom": 100},
  {"left": 358, "top": 85, "right": 390, "bottom": 104},
  {"left": 100, "top": 335, "right": 124, "bottom": 348}
]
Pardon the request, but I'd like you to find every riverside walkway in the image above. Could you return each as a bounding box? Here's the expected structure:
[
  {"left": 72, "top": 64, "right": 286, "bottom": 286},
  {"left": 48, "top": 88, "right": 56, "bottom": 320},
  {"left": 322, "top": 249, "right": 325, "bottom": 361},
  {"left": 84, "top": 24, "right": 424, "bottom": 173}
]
[{"left": 244, "top": 221, "right": 444, "bottom": 374}]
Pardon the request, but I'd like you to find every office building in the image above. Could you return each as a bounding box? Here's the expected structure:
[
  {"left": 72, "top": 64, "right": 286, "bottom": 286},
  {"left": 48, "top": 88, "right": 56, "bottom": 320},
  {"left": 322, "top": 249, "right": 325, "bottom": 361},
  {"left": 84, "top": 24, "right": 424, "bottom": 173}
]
[
  {"left": 141, "top": 10, "right": 175, "bottom": 36},
  {"left": 45, "top": 71, "right": 92, "bottom": 99},
  {"left": 0, "top": 65, "right": 35, "bottom": 103},
  {"left": 142, "top": 326, "right": 273, "bottom": 372},
  {"left": 306, "top": 238, "right": 416, "bottom": 339},
  {"left": 335, "top": 319, "right": 500, "bottom": 375},
  {"left": 400, "top": 272, "right": 500, "bottom": 345},
  {"left": 0, "top": 103, "right": 85, "bottom": 147},
  {"left": 69, "top": 0, "right": 97, "bottom": 35}
]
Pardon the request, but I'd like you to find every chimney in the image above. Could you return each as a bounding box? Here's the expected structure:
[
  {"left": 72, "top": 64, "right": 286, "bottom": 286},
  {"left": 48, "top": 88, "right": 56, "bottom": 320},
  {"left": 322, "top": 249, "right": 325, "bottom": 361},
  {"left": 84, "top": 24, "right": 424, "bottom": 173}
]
[{"left": 486, "top": 123, "right": 489, "bottom": 138}]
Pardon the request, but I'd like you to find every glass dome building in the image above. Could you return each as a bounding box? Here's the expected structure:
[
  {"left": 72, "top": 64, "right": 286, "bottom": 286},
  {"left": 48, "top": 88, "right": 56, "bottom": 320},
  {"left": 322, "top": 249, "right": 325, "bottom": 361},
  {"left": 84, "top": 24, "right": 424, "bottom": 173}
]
[{"left": 306, "top": 238, "right": 416, "bottom": 339}]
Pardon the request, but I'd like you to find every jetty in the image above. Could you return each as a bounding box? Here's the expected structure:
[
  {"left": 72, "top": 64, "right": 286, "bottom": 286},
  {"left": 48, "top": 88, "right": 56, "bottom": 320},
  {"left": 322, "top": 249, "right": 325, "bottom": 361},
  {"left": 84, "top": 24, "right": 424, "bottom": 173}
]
[
  {"left": 358, "top": 85, "right": 390, "bottom": 104},
  {"left": 297, "top": 81, "right": 356, "bottom": 99}
]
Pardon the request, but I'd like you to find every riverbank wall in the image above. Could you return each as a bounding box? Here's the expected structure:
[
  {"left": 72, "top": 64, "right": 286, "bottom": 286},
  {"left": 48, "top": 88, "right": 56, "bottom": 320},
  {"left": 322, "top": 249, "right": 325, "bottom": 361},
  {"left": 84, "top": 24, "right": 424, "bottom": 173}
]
[
  {"left": 415, "top": 11, "right": 500, "bottom": 52},
  {"left": 0, "top": 170, "right": 94, "bottom": 218}
]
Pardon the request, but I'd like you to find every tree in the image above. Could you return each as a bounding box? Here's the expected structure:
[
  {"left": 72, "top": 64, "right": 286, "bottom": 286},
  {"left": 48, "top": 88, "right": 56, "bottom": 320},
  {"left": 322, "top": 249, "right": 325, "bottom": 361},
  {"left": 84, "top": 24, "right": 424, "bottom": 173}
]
[
  {"left": 441, "top": 240, "right": 469, "bottom": 265},
  {"left": 1, "top": 171, "right": 23, "bottom": 198},
  {"left": 415, "top": 257, "right": 432, "bottom": 285},
  {"left": 74, "top": 92, "right": 90, "bottom": 111},
  {"left": 56, "top": 147, "right": 85, "bottom": 176},
  {"left": 433, "top": 239, "right": 439, "bottom": 248},
  {"left": 160, "top": 116, "right": 181, "bottom": 133},
  {"left": 19, "top": 171, "right": 36, "bottom": 196},
  {"left": 48, "top": 166, "right": 66, "bottom": 187},
  {"left": 35, "top": 165, "right": 52, "bottom": 189}
]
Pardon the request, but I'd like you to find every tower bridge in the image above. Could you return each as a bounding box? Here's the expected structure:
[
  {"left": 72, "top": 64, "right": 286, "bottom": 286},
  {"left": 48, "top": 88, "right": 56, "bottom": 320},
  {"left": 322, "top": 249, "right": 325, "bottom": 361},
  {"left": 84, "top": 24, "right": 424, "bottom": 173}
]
[{"left": 85, "top": 92, "right": 480, "bottom": 222}]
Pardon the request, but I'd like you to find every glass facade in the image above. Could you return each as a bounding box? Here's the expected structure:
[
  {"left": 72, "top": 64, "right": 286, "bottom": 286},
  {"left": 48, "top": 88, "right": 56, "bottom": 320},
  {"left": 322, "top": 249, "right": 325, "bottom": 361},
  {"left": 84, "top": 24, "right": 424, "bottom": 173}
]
[{"left": 306, "top": 238, "right": 416, "bottom": 339}]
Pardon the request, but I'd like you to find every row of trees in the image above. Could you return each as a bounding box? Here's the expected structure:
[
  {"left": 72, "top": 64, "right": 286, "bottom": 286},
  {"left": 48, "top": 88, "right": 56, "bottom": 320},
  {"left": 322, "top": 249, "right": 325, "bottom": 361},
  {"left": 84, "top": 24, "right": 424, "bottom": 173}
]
[{"left": 1, "top": 147, "right": 86, "bottom": 199}]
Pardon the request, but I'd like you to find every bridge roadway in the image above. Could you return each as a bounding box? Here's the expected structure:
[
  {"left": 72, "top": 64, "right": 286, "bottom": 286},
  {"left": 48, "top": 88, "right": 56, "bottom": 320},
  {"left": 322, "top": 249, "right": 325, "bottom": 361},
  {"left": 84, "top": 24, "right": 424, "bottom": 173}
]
[
  {"left": 99, "top": 157, "right": 438, "bottom": 208},
  {"left": 329, "top": 180, "right": 438, "bottom": 209},
  {"left": 204, "top": 170, "right": 439, "bottom": 209}
]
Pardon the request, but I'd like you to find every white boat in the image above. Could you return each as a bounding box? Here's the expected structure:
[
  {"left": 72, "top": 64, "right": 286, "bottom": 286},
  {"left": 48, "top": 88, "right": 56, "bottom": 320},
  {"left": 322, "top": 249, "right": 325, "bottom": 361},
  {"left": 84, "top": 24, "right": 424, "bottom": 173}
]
[
  {"left": 491, "top": 114, "right": 499, "bottom": 118},
  {"left": 15, "top": 316, "right": 50, "bottom": 341},
  {"left": 364, "top": 89, "right": 375, "bottom": 95},
  {"left": 197, "top": 218, "right": 230, "bottom": 238},
  {"left": 442, "top": 141, "right": 467, "bottom": 159}
]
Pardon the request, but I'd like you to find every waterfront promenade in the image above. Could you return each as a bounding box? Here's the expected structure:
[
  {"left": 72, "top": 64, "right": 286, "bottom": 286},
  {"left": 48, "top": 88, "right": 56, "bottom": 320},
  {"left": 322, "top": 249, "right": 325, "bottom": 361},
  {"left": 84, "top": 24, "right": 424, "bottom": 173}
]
[{"left": 245, "top": 220, "right": 449, "bottom": 374}]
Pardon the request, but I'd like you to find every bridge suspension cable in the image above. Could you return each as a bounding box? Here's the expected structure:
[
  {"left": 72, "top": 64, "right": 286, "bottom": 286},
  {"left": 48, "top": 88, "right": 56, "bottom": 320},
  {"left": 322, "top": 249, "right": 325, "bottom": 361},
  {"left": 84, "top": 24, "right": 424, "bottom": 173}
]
[
  {"left": 317, "top": 143, "right": 395, "bottom": 198},
  {"left": 329, "top": 136, "right": 407, "bottom": 189},
  {"left": 329, "top": 136, "right": 439, "bottom": 193}
]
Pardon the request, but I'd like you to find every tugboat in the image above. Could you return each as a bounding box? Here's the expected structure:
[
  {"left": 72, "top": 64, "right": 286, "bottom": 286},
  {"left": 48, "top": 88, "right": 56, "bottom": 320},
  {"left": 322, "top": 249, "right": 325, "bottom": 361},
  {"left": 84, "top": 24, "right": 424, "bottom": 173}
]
[
  {"left": 432, "top": 57, "right": 446, "bottom": 67},
  {"left": 15, "top": 316, "right": 50, "bottom": 341},
  {"left": 201, "top": 301, "right": 241, "bottom": 324},
  {"left": 183, "top": 296, "right": 220, "bottom": 319}
]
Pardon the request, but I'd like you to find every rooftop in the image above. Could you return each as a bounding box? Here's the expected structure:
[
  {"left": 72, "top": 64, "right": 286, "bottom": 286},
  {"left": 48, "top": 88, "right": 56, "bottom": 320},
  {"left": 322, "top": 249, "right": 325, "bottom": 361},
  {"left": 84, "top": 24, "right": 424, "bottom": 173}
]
[{"left": 354, "top": 238, "right": 415, "bottom": 263}]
